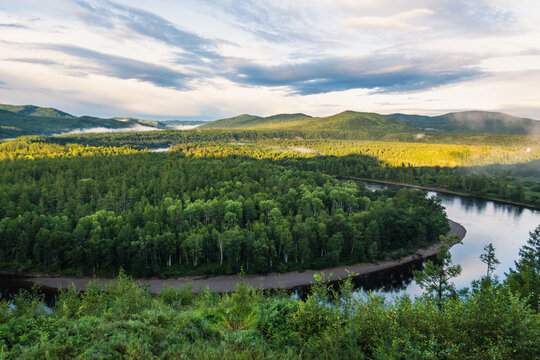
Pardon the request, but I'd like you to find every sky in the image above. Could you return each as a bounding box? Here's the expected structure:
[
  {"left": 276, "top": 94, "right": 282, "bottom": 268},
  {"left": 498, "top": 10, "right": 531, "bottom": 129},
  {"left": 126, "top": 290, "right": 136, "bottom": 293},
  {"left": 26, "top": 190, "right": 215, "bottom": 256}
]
[{"left": 1, "top": 0, "right": 540, "bottom": 120}]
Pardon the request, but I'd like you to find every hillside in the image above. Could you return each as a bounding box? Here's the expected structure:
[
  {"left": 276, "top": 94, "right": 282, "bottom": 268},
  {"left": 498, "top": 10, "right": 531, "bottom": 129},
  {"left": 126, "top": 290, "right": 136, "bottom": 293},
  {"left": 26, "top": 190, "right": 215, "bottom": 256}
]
[
  {"left": 200, "top": 111, "right": 417, "bottom": 133},
  {"left": 4, "top": 103, "right": 540, "bottom": 141},
  {"left": 199, "top": 113, "right": 312, "bottom": 129},
  {"left": 0, "top": 103, "right": 198, "bottom": 139},
  {"left": 0, "top": 104, "right": 74, "bottom": 118},
  {"left": 390, "top": 111, "right": 540, "bottom": 135},
  {"left": 0, "top": 110, "right": 151, "bottom": 139}
]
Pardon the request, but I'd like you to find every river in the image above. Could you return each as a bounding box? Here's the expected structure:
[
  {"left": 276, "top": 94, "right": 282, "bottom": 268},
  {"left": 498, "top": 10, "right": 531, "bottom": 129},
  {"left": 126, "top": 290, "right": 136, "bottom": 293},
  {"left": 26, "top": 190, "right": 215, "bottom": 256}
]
[{"left": 363, "top": 181, "right": 540, "bottom": 296}]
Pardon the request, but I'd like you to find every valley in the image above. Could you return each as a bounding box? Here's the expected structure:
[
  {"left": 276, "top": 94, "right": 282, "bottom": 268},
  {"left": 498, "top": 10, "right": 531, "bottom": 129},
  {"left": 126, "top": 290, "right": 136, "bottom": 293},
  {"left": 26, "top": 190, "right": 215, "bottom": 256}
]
[{"left": 1, "top": 103, "right": 539, "bottom": 359}]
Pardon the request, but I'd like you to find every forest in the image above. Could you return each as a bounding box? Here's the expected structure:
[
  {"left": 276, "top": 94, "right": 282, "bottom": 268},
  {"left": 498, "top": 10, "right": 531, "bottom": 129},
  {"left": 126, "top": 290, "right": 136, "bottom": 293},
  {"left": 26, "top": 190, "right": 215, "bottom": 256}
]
[
  {"left": 4, "top": 132, "right": 537, "bottom": 205},
  {"left": 169, "top": 138, "right": 539, "bottom": 169},
  {"left": 51, "top": 126, "right": 540, "bottom": 147},
  {"left": 37, "top": 123, "right": 540, "bottom": 203},
  {"left": 0, "top": 150, "right": 448, "bottom": 276},
  {"left": 0, "top": 136, "right": 140, "bottom": 160},
  {"left": 168, "top": 140, "right": 539, "bottom": 206}
]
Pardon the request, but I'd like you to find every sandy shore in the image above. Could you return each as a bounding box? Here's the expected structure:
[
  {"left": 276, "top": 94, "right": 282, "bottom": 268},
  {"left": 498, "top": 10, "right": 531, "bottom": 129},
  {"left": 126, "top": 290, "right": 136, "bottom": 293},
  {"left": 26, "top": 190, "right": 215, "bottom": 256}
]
[{"left": 19, "top": 220, "right": 465, "bottom": 294}]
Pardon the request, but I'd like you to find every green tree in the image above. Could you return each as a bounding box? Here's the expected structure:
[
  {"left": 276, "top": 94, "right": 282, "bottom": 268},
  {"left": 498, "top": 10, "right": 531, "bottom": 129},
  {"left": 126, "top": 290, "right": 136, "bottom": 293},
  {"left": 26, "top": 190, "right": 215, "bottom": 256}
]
[
  {"left": 479, "top": 243, "right": 499, "bottom": 280},
  {"left": 505, "top": 224, "right": 540, "bottom": 310},
  {"left": 413, "top": 235, "right": 462, "bottom": 309}
]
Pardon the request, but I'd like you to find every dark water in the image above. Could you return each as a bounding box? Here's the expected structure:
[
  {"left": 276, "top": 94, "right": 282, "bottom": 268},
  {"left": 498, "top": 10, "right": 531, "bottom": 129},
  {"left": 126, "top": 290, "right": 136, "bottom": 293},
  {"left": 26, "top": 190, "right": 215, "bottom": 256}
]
[
  {"left": 0, "top": 274, "right": 58, "bottom": 305},
  {"left": 290, "top": 257, "right": 427, "bottom": 300},
  {"left": 363, "top": 181, "right": 540, "bottom": 297}
]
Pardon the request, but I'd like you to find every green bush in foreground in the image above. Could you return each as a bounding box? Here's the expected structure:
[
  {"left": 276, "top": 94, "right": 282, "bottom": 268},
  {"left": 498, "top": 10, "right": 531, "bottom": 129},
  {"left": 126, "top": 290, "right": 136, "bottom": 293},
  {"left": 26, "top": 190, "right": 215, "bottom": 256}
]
[{"left": 1, "top": 271, "right": 539, "bottom": 360}]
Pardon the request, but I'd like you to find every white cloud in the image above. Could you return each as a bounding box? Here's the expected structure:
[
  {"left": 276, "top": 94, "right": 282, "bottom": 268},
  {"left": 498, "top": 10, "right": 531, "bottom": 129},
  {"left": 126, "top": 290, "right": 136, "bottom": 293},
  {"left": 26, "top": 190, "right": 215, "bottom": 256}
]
[
  {"left": 343, "top": 8, "right": 434, "bottom": 31},
  {"left": 0, "top": 0, "right": 539, "bottom": 119}
]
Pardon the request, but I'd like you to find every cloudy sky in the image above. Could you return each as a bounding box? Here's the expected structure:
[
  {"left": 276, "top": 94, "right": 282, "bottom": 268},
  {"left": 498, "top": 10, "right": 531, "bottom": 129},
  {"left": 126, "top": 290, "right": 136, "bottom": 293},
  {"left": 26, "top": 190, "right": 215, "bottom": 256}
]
[{"left": 1, "top": 0, "right": 540, "bottom": 120}]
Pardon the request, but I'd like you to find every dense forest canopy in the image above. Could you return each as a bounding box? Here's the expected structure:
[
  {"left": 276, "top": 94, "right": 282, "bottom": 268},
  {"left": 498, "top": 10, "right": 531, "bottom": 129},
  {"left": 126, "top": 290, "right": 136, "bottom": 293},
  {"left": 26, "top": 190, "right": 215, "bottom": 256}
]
[
  {"left": 0, "top": 152, "right": 448, "bottom": 276},
  {"left": 167, "top": 140, "right": 540, "bottom": 205},
  {"left": 0, "top": 136, "right": 140, "bottom": 160},
  {"left": 50, "top": 122, "right": 540, "bottom": 147},
  {"left": 170, "top": 139, "right": 539, "bottom": 168},
  {"left": 0, "top": 104, "right": 74, "bottom": 118},
  {"left": 2, "top": 134, "right": 539, "bottom": 208},
  {"left": 199, "top": 111, "right": 417, "bottom": 133}
]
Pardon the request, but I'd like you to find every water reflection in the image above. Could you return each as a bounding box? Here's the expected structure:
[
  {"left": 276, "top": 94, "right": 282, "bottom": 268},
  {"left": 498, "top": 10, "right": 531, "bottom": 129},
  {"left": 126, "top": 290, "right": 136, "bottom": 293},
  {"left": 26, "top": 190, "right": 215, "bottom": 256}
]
[
  {"left": 291, "top": 255, "right": 440, "bottom": 300},
  {"left": 364, "top": 181, "right": 540, "bottom": 296}
]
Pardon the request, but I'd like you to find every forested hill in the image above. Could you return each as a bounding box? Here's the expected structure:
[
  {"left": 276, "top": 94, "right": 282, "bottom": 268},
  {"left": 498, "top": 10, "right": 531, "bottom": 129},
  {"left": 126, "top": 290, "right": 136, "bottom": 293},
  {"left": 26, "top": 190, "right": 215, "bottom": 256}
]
[
  {"left": 0, "top": 104, "right": 74, "bottom": 118},
  {"left": 199, "top": 113, "right": 312, "bottom": 129},
  {"left": 0, "top": 109, "right": 157, "bottom": 139},
  {"left": 200, "top": 111, "right": 417, "bottom": 133},
  {"left": 390, "top": 111, "right": 540, "bottom": 135},
  {"left": 201, "top": 110, "right": 540, "bottom": 135},
  {"left": 0, "top": 103, "right": 202, "bottom": 139},
  {"left": 4, "top": 102, "right": 540, "bottom": 140}
]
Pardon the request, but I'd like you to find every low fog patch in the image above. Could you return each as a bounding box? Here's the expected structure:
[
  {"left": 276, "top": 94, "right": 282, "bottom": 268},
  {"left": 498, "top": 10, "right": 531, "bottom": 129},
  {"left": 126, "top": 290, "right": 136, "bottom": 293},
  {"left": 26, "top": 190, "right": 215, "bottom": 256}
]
[
  {"left": 288, "top": 146, "right": 318, "bottom": 154},
  {"left": 56, "top": 124, "right": 158, "bottom": 135},
  {"left": 167, "top": 124, "right": 200, "bottom": 130}
]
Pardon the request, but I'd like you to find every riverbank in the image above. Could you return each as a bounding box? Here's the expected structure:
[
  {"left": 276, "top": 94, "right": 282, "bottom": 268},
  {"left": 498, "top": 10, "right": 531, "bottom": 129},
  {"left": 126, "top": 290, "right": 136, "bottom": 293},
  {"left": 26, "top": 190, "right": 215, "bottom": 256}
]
[
  {"left": 3, "top": 220, "right": 465, "bottom": 294},
  {"left": 341, "top": 176, "right": 540, "bottom": 211}
]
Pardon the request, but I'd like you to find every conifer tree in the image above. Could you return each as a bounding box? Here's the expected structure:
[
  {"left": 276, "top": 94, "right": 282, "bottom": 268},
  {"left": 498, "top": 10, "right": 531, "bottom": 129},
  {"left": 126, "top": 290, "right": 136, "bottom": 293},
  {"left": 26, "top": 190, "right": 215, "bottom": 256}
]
[{"left": 414, "top": 235, "right": 462, "bottom": 309}]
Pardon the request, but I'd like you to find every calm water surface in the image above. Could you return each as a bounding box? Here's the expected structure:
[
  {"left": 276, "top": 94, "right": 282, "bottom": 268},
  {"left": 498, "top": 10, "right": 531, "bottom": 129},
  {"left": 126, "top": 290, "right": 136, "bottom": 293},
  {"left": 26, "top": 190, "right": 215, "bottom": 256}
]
[{"left": 364, "top": 181, "right": 540, "bottom": 297}]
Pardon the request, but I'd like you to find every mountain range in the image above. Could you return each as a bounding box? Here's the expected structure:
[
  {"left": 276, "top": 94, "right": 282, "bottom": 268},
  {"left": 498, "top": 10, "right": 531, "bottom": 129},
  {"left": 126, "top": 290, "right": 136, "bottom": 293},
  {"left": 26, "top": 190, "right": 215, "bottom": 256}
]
[
  {"left": 201, "top": 110, "right": 540, "bottom": 136},
  {"left": 199, "top": 111, "right": 417, "bottom": 133},
  {"left": 1, "top": 103, "right": 539, "bottom": 140}
]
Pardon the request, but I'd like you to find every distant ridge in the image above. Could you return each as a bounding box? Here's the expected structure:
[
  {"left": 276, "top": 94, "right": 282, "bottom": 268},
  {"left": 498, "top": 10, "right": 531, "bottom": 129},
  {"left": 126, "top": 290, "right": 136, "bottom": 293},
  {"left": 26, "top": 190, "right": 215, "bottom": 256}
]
[
  {"left": 2, "top": 102, "right": 539, "bottom": 140},
  {"left": 0, "top": 104, "right": 74, "bottom": 118},
  {"left": 200, "top": 113, "right": 312, "bottom": 129},
  {"left": 389, "top": 111, "right": 540, "bottom": 135},
  {"left": 0, "top": 103, "right": 203, "bottom": 139},
  {"left": 200, "top": 111, "right": 416, "bottom": 133}
]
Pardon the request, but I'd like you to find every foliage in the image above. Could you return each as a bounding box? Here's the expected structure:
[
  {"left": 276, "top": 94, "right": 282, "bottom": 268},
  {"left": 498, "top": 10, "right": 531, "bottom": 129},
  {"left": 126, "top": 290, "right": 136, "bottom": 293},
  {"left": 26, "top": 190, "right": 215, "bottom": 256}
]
[
  {"left": 0, "top": 151, "right": 449, "bottom": 276},
  {"left": 480, "top": 243, "right": 500, "bottom": 280},
  {"left": 1, "top": 272, "right": 539, "bottom": 359},
  {"left": 200, "top": 110, "right": 417, "bottom": 134},
  {"left": 0, "top": 104, "right": 74, "bottom": 118},
  {"left": 167, "top": 140, "right": 540, "bottom": 205},
  {"left": 0, "top": 136, "right": 140, "bottom": 160},
  {"left": 2, "top": 105, "right": 540, "bottom": 358},
  {"left": 171, "top": 139, "right": 540, "bottom": 168},
  {"left": 505, "top": 224, "right": 540, "bottom": 311},
  {"left": 413, "top": 235, "right": 462, "bottom": 309}
]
